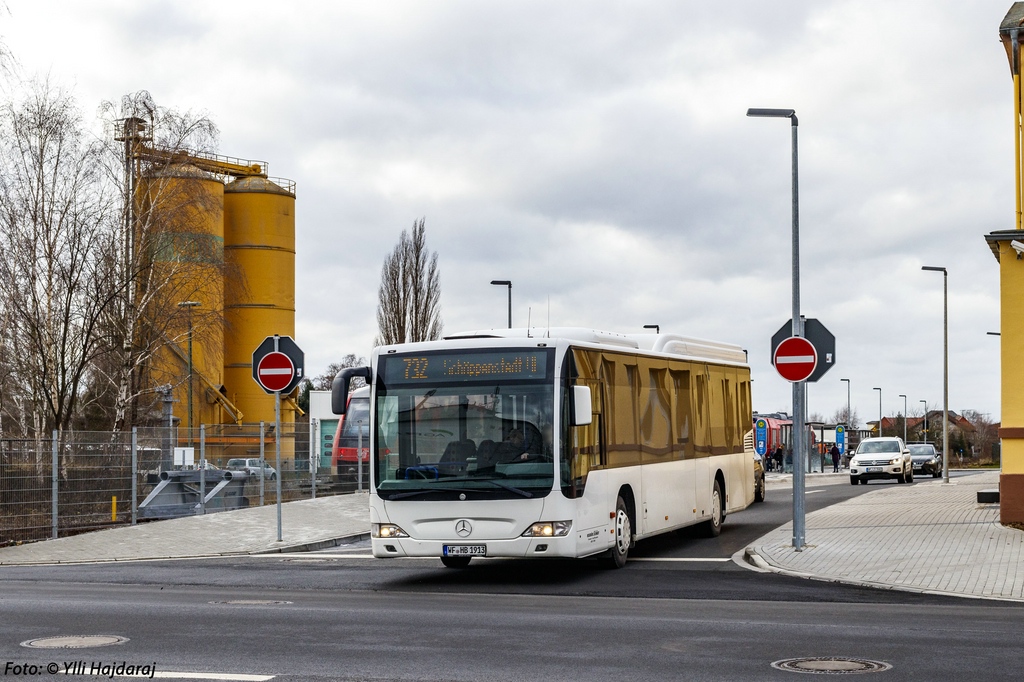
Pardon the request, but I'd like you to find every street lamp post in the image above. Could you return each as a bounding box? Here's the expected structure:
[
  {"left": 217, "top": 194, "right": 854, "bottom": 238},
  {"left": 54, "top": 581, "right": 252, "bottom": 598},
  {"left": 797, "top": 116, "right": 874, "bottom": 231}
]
[
  {"left": 920, "top": 399, "right": 928, "bottom": 443},
  {"left": 747, "top": 106, "right": 806, "bottom": 550},
  {"left": 840, "top": 378, "right": 851, "bottom": 429},
  {"left": 899, "top": 394, "right": 908, "bottom": 442},
  {"left": 873, "top": 387, "right": 882, "bottom": 437},
  {"left": 643, "top": 324, "right": 660, "bottom": 334},
  {"left": 177, "top": 301, "right": 200, "bottom": 446},
  {"left": 490, "top": 280, "right": 512, "bottom": 329},
  {"left": 922, "top": 266, "right": 949, "bottom": 483}
]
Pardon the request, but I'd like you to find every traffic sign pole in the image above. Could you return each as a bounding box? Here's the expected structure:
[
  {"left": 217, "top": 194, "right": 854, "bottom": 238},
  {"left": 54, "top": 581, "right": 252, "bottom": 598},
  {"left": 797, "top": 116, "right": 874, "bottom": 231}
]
[
  {"left": 275, "top": 390, "right": 282, "bottom": 543},
  {"left": 251, "top": 334, "right": 305, "bottom": 545}
]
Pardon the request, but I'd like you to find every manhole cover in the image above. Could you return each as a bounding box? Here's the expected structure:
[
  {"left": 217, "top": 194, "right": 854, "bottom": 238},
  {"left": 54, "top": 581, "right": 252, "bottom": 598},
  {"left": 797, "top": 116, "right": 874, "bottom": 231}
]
[
  {"left": 771, "top": 657, "right": 892, "bottom": 674},
  {"left": 208, "top": 600, "right": 293, "bottom": 605},
  {"left": 21, "top": 635, "right": 129, "bottom": 649}
]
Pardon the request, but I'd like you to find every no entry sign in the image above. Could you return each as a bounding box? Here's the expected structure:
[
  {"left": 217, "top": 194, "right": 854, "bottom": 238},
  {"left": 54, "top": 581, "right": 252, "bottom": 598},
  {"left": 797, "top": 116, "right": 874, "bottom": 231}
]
[
  {"left": 773, "top": 336, "right": 817, "bottom": 383},
  {"left": 256, "top": 352, "right": 295, "bottom": 392},
  {"left": 771, "top": 319, "right": 835, "bottom": 382},
  {"left": 252, "top": 335, "right": 304, "bottom": 394}
]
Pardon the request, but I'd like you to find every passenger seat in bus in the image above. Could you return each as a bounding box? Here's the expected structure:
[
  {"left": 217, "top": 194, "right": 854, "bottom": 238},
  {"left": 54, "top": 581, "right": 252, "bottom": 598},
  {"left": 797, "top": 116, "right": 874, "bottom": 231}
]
[{"left": 475, "top": 439, "right": 498, "bottom": 468}]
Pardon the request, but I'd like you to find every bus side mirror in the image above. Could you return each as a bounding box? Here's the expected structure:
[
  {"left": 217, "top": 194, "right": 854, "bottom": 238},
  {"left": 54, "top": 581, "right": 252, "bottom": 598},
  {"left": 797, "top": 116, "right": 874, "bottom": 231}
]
[
  {"left": 571, "top": 385, "right": 592, "bottom": 427},
  {"left": 332, "top": 366, "right": 371, "bottom": 415}
]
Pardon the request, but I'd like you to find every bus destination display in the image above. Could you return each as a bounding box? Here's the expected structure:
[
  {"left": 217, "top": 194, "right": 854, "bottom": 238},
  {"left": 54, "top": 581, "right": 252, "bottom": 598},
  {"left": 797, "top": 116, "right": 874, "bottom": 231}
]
[{"left": 384, "top": 350, "right": 550, "bottom": 384}]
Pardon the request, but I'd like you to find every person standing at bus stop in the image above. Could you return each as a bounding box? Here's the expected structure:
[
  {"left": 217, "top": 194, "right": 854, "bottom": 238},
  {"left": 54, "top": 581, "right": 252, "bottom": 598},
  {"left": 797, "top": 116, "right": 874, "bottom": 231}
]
[{"left": 830, "top": 444, "right": 841, "bottom": 472}]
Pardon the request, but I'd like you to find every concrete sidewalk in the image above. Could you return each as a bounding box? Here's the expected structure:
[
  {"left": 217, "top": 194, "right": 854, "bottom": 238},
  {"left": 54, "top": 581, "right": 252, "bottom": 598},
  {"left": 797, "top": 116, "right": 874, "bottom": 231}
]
[
  {"left": 2, "top": 471, "right": 1022, "bottom": 604},
  {"left": 0, "top": 492, "right": 371, "bottom": 565}
]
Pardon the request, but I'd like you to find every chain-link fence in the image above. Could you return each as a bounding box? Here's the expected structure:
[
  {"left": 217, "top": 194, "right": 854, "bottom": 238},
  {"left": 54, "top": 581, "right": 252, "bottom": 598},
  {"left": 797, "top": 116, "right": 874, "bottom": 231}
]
[{"left": 0, "top": 422, "right": 365, "bottom": 547}]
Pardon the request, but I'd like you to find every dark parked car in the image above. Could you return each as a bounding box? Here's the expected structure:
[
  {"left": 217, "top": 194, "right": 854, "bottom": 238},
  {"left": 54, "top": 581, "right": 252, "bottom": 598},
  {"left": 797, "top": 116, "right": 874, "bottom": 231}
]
[{"left": 907, "top": 443, "right": 942, "bottom": 478}]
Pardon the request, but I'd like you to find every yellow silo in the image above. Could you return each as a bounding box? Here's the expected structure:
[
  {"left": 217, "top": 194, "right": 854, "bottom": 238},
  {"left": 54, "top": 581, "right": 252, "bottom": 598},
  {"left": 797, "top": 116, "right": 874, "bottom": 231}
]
[
  {"left": 139, "top": 163, "right": 226, "bottom": 436},
  {"left": 223, "top": 176, "right": 297, "bottom": 426}
]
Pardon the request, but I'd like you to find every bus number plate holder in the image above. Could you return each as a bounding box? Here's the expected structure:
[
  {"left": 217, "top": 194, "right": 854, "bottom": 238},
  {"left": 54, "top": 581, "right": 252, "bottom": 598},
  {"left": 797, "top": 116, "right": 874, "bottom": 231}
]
[{"left": 443, "top": 545, "right": 486, "bottom": 557}]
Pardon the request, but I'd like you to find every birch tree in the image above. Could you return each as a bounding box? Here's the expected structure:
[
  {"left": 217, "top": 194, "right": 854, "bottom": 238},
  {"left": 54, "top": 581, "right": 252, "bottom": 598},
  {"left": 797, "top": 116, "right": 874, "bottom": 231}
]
[
  {"left": 92, "top": 90, "right": 224, "bottom": 431},
  {"left": 0, "top": 79, "right": 118, "bottom": 435}
]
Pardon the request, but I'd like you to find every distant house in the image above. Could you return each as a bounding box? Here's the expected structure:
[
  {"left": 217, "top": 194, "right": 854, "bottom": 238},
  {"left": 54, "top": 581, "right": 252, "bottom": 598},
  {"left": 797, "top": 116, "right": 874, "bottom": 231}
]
[{"left": 867, "top": 410, "right": 999, "bottom": 461}]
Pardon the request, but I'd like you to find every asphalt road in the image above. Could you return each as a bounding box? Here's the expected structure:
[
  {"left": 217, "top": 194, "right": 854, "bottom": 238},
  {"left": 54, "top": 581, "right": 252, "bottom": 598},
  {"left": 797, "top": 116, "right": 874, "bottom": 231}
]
[{"left": 1, "top": 472, "right": 1021, "bottom": 681}]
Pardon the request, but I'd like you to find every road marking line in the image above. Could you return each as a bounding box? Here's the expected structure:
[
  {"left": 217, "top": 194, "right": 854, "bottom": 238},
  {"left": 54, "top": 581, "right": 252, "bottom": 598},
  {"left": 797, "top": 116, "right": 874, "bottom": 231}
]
[
  {"left": 629, "top": 557, "right": 731, "bottom": 563},
  {"left": 127, "top": 674, "right": 274, "bottom": 681}
]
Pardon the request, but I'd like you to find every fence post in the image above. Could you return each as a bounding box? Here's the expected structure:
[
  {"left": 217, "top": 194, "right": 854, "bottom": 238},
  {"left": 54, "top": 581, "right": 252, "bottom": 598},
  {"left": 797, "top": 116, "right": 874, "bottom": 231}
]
[
  {"left": 200, "top": 424, "right": 206, "bottom": 515},
  {"left": 310, "top": 417, "right": 316, "bottom": 500},
  {"left": 131, "top": 427, "right": 138, "bottom": 526},
  {"left": 51, "top": 430, "right": 58, "bottom": 539}
]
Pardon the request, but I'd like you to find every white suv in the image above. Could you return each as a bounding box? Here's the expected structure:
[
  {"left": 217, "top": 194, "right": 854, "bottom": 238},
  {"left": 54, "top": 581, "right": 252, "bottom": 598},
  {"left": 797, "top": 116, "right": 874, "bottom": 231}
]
[
  {"left": 225, "top": 458, "right": 277, "bottom": 480},
  {"left": 849, "top": 437, "right": 913, "bottom": 485}
]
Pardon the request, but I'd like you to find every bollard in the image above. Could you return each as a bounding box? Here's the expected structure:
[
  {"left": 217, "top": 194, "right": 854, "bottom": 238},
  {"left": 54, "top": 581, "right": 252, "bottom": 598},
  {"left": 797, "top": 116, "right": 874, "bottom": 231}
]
[{"left": 112, "top": 496, "right": 117, "bottom": 522}]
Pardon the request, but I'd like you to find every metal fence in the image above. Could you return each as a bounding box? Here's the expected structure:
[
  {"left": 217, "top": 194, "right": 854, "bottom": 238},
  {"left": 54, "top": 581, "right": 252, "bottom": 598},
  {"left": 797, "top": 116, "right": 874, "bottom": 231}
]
[{"left": 0, "top": 422, "right": 367, "bottom": 547}]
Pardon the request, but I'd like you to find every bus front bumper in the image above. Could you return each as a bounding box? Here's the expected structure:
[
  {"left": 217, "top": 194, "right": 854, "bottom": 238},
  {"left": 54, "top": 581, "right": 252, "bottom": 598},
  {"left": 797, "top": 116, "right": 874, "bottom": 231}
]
[{"left": 371, "top": 535, "right": 579, "bottom": 560}]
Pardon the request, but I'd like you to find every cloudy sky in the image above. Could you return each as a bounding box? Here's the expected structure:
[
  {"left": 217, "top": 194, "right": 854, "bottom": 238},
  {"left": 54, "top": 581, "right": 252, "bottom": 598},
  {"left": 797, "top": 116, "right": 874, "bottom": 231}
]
[{"left": 1, "top": 1, "right": 1013, "bottom": 425}]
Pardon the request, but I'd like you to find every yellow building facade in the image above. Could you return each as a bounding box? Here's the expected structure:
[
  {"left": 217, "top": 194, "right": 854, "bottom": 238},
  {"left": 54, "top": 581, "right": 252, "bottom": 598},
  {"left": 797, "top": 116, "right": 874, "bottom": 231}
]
[{"left": 995, "top": 4, "right": 1024, "bottom": 523}]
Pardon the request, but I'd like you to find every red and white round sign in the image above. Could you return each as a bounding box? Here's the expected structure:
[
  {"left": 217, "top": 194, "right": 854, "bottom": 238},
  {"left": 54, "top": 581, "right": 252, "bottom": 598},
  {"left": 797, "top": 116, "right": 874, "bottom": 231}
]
[
  {"left": 773, "top": 336, "right": 817, "bottom": 383},
  {"left": 255, "top": 351, "right": 295, "bottom": 393}
]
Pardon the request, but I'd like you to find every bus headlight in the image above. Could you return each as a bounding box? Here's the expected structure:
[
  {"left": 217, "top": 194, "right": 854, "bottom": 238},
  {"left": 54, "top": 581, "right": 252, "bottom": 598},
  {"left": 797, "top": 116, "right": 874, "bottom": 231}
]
[
  {"left": 522, "top": 521, "right": 572, "bottom": 537},
  {"left": 372, "top": 523, "right": 409, "bottom": 539}
]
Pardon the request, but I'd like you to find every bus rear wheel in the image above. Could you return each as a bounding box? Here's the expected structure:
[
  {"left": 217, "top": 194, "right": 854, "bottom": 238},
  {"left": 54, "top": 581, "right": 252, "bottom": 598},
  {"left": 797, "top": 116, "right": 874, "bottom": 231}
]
[
  {"left": 602, "top": 496, "right": 632, "bottom": 569},
  {"left": 700, "top": 480, "right": 723, "bottom": 538},
  {"left": 441, "top": 555, "right": 471, "bottom": 569}
]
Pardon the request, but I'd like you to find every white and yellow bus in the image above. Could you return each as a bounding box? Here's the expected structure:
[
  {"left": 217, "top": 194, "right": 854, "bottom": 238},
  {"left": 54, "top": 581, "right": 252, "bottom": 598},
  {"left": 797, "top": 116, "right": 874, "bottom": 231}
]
[{"left": 332, "top": 328, "right": 755, "bottom": 568}]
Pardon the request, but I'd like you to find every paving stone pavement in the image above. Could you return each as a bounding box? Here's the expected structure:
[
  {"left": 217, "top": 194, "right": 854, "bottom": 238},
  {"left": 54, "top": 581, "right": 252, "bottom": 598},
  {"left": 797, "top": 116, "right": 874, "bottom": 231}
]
[{"left": 745, "top": 470, "right": 1024, "bottom": 602}]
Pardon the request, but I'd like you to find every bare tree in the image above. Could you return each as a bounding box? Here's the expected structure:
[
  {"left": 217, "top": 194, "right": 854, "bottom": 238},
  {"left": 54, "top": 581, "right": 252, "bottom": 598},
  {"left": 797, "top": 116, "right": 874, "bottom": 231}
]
[
  {"left": 961, "top": 410, "right": 998, "bottom": 462},
  {"left": 375, "top": 218, "right": 442, "bottom": 346},
  {"left": 0, "top": 78, "right": 118, "bottom": 436},
  {"left": 830, "top": 406, "right": 860, "bottom": 430},
  {"left": 89, "top": 90, "right": 225, "bottom": 431},
  {"left": 312, "top": 355, "right": 368, "bottom": 391},
  {"left": 297, "top": 354, "right": 368, "bottom": 414}
]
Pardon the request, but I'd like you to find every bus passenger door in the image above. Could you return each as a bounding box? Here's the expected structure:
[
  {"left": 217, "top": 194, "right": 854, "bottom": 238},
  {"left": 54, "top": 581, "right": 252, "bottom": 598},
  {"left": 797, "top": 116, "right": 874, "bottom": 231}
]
[{"left": 569, "top": 379, "right": 610, "bottom": 556}]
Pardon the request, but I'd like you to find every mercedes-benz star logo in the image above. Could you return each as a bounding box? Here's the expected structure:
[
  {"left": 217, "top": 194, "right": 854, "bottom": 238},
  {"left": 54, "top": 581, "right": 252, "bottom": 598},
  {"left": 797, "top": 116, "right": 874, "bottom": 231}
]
[{"left": 455, "top": 520, "right": 472, "bottom": 537}]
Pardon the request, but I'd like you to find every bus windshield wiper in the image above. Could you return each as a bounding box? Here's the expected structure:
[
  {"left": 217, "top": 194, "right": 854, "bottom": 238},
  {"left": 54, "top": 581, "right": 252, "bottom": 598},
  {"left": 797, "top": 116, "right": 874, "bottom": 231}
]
[
  {"left": 387, "top": 479, "right": 533, "bottom": 500},
  {"left": 388, "top": 489, "right": 441, "bottom": 500},
  {"left": 434, "top": 476, "right": 534, "bottom": 498}
]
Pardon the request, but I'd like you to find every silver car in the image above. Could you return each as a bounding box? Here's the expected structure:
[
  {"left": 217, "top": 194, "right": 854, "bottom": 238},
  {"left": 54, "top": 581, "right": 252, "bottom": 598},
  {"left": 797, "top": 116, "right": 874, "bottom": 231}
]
[
  {"left": 849, "top": 437, "right": 913, "bottom": 485},
  {"left": 225, "top": 457, "right": 277, "bottom": 480}
]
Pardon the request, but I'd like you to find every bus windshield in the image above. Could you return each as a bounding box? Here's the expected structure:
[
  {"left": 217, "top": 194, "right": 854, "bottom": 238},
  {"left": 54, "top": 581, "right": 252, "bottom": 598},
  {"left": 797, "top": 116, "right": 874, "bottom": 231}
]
[{"left": 374, "top": 349, "right": 556, "bottom": 500}]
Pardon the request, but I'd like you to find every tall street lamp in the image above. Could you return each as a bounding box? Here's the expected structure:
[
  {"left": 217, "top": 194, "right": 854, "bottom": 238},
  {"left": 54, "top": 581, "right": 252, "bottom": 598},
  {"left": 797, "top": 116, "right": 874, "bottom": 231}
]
[
  {"left": 873, "top": 387, "right": 882, "bottom": 437},
  {"left": 922, "top": 266, "right": 949, "bottom": 483},
  {"left": 920, "top": 399, "right": 928, "bottom": 444},
  {"left": 899, "top": 394, "right": 908, "bottom": 442},
  {"left": 748, "top": 106, "right": 806, "bottom": 550},
  {"left": 840, "top": 378, "right": 851, "bottom": 428},
  {"left": 490, "top": 280, "right": 512, "bottom": 329},
  {"left": 643, "top": 324, "right": 660, "bottom": 334},
  {"left": 177, "top": 301, "right": 200, "bottom": 446}
]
